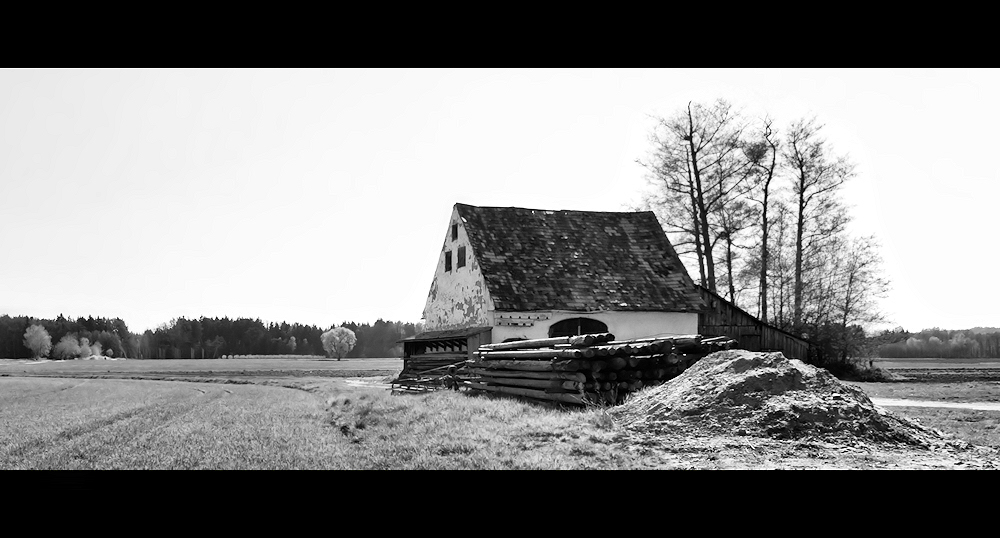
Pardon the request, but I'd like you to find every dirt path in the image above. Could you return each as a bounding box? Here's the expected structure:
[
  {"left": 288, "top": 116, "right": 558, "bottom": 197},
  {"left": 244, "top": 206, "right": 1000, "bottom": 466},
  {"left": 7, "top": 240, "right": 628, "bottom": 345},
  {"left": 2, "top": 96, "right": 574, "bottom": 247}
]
[
  {"left": 872, "top": 397, "right": 1000, "bottom": 412},
  {"left": 342, "top": 377, "right": 394, "bottom": 390}
]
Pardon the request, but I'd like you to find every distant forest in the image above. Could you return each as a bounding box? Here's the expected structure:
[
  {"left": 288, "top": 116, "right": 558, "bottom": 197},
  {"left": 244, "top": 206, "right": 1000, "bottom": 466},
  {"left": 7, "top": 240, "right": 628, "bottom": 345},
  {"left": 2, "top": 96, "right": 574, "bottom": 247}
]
[
  {"left": 0, "top": 314, "right": 421, "bottom": 360},
  {"left": 6, "top": 314, "right": 1000, "bottom": 360},
  {"left": 874, "top": 327, "right": 1000, "bottom": 358}
]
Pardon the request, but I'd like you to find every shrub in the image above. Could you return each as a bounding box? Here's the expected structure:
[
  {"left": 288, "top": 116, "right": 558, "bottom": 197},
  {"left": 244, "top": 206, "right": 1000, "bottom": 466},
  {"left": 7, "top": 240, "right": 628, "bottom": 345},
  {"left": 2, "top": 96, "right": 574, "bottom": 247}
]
[
  {"left": 53, "top": 335, "right": 82, "bottom": 360},
  {"left": 819, "top": 357, "right": 895, "bottom": 382}
]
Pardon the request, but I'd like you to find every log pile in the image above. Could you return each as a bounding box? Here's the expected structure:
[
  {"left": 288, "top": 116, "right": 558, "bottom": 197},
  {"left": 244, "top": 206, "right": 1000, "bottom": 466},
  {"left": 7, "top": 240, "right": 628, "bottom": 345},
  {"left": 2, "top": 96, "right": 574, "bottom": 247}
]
[
  {"left": 465, "top": 333, "right": 736, "bottom": 406},
  {"left": 393, "top": 353, "right": 469, "bottom": 393}
]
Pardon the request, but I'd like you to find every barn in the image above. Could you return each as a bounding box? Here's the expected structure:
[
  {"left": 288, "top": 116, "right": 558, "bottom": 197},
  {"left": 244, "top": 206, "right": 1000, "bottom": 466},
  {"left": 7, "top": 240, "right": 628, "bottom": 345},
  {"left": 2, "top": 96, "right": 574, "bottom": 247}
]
[
  {"left": 697, "top": 285, "right": 810, "bottom": 360},
  {"left": 398, "top": 203, "right": 710, "bottom": 380}
]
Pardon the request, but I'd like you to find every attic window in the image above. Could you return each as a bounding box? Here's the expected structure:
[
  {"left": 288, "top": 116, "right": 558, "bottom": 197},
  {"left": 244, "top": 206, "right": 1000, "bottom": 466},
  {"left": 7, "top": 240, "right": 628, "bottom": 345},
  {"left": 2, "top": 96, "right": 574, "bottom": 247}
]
[
  {"left": 457, "top": 246, "right": 466, "bottom": 268},
  {"left": 445, "top": 251, "right": 452, "bottom": 272},
  {"left": 451, "top": 223, "right": 458, "bottom": 241}
]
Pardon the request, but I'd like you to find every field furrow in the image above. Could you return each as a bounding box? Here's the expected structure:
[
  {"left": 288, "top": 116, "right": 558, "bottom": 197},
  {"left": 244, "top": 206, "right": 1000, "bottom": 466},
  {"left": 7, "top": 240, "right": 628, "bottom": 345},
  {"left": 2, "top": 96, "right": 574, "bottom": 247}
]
[{"left": 3, "top": 357, "right": 999, "bottom": 469}]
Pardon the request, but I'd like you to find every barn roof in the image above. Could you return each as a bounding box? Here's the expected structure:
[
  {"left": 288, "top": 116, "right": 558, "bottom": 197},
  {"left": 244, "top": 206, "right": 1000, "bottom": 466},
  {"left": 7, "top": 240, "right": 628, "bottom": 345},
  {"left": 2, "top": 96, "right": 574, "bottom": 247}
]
[
  {"left": 398, "top": 326, "right": 492, "bottom": 342},
  {"left": 455, "top": 203, "right": 707, "bottom": 313}
]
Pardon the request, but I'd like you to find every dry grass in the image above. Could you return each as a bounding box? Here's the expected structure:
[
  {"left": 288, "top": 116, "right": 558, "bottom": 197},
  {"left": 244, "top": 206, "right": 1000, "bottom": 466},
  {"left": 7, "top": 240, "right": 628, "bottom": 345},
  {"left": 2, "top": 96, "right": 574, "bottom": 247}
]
[
  {"left": 882, "top": 407, "right": 1000, "bottom": 449},
  {"left": 5, "top": 371, "right": 1000, "bottom": 469},
  {"left": 0, "top": 377, "right": 345, "bottom": 469},
  {"left": 220, "top": 355, "right": 328, "bottom": 360},
  {"left": 322, "top": 389, "right": 640, "bottom": 469},
  {"left": 846, "top": 380, "right": 1000, "bottom": 450},
  {"left": 848, "top": 380, "right": 1000, "bottom": 403},
  {"left": 378, "top": 369, "right": 402, "bottom": 383},
  {"left": 0, "top": 376, "right": 641, "bottom": 469},
  {"left": 0, "top": 357, "right": 401, "bottom": 379}
]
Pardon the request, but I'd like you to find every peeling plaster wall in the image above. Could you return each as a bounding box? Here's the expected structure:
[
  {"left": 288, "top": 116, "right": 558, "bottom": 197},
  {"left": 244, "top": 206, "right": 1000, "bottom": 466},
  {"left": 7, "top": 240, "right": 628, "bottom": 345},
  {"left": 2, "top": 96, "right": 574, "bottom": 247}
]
[
  {"left": 422, "top": 208, "right": 493, "bottom": 330},
  {"left": 490, "top": 311, "right": 698, "bottom": 342}
]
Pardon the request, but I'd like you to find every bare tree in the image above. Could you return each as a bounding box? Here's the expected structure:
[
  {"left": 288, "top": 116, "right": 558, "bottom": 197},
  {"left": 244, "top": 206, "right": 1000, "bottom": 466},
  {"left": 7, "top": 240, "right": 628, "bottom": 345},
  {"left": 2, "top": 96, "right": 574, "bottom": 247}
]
[
  {"left": 796, "top": 233, "right": 890, "bottom": 363},
  {"left": 782, "top": 117, "right": 856, "bottom": 330},
  {"left": 765, "top": 201, "right": 797, "bottom": 329},
  {"left": 639, "top": 100, "right": 756, "bottom": 292},
  {"left": 640, "top": 181, "right": 706, "bottom": 284},
  {"left": 835, "top": 236, "right": 890, "bottom": 334},
  {"left": 638, "top": 105, "right": 890, "bottom": 367},
  {"left": 743, "top": 117, "right": 780, "bottom": 323},
  {"left": 714, "top": 197, "right": 757, "bottom": 305}
]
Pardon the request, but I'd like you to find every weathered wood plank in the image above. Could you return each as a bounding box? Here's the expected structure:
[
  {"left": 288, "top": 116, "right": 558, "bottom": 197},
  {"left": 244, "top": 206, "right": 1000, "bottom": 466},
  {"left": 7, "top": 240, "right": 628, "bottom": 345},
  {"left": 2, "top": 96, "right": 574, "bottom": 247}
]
[
  {"left": 478, "top": 377, "right": 560, "bottom": 390},
  {"left": 466, "top": 382, "right": 585, "bottom": 405},
  {"left": 477, "top": 333, "right": 614, "bottom": 351},
  {"left": 467, "top": 368, "right": 585, "bottom": 382},
  {"left": 468, "top": 359, "right": 581, "bottom": 371},
  {"left": 476, "top": 349, "right": 584, "bottom": 360}
]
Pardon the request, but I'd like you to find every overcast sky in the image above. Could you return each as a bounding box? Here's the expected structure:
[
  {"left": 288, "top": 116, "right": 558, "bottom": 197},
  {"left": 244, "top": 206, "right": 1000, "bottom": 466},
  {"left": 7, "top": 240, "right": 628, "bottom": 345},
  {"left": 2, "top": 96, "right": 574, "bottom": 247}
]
[{"left": 1, "top": 68, "right": 996, "bottom": 333}]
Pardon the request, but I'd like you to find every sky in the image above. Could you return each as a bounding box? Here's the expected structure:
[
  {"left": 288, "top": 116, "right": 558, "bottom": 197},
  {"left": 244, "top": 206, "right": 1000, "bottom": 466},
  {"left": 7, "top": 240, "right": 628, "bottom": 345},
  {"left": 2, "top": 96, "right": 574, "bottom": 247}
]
[{"left": 1, "top": 68, "right": 997, "bottom": 333}]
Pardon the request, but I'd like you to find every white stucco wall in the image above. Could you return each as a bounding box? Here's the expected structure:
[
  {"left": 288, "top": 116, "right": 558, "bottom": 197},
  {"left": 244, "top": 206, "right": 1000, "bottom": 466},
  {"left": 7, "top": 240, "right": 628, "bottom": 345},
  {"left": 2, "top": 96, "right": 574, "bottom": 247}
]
[
  {"left": 489, "top": 310, "right": 698, "bottom": 343},
  {"left": 422, "top": 207, "right": 493, "bottom": 330}
]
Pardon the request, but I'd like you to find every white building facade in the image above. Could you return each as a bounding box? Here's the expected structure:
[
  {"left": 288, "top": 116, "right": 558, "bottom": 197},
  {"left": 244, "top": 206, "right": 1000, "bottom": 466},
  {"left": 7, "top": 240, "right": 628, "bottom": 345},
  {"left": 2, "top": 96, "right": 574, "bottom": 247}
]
[{"left": 419, "top": 204, "right": 705, "bottom": 346}]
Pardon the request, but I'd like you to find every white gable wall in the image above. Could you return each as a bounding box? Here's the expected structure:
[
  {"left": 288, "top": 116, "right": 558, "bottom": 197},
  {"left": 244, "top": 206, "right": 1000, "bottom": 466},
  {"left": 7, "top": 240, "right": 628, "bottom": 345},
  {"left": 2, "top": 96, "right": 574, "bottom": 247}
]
[
  {"left": 490, "top": 310, "right": 698, "bottom": 342},
  {"left": 422, "top": 207, "right": 493, "bottom": 330}
]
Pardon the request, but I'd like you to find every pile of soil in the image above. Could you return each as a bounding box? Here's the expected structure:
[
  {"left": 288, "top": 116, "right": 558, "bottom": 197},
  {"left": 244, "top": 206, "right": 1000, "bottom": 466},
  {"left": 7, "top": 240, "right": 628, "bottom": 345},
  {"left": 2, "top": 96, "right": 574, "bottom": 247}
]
[{"left": 611, "top": 349, "right": 959, "bottom": 447}]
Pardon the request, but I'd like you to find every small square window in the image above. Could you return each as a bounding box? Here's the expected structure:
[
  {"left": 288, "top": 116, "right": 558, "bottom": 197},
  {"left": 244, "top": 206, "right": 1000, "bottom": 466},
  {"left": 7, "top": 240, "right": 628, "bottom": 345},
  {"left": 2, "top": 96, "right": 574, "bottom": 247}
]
[
  {"left": 445, "top": 251, "right": 452, "bottom": 272},
  {"left": 451, "top": 223, "right": 458, "bottom": 241},
  {"left": 457, "top": 246, "right": 466, "bottom": 268}
]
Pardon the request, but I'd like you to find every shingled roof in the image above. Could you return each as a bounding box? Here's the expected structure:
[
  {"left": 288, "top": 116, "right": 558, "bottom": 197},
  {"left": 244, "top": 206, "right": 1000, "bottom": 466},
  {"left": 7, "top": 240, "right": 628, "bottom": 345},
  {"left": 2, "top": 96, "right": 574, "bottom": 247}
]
[{"left": 455, "top": 203, "right": 707, "bottom": 313}]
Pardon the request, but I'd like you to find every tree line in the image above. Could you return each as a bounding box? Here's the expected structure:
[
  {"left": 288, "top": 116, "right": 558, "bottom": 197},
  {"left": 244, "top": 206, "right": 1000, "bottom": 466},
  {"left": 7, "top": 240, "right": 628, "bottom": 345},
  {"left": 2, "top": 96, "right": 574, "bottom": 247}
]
[
  {"left": 874, "top": 327, "right": 1000, "bottom": 359},
  {"left": 0, "top": 314, "right": 421, "bottom": 360},
  {"left": 639, "top": 99, "right": 889, "bottom": 369},
  {"left": 0, "top": 314, "right": 133, "bottom": 359}
]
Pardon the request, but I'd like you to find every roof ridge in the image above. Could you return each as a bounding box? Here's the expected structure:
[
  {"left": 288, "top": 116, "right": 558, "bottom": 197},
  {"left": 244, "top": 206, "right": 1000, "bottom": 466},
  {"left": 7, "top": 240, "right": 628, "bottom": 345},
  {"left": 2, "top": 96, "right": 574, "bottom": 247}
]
[{"left": 456, "top": 202, "right": 652, "bottom": 215}]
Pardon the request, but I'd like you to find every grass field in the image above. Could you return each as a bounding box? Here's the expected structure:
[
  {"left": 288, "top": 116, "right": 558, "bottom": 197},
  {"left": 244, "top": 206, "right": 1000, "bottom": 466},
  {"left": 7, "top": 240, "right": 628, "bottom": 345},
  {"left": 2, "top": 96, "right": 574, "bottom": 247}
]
[
  {"left": 870, "top": 357, "right": 1000, "bottom": 383},
  {"left": 848, "top": 380, "right": 1000, "bottom": 403},
  {"left": 873, "top": 357, "right": 1000, "bottom": 369},
  {"left": 0, "top": 357, "right": 402, "bottom": 380},
  {"left": 3, "top": 357, "right": 999, "bottom": 469},
  {"left": 0, "top": 375, "right": 642, "bottom": 469},
  {"left": 881, "top": 407, "right": 1000, "bottom": 449},
  {"left": 849, "top": 357, "right": 1000, "bottom": 451},
  {"left": 846, "top": 379, "right": 1000, "bottom": 450},
  {"left": 0, "top": 377, "right": 349, "bottom": 469}
]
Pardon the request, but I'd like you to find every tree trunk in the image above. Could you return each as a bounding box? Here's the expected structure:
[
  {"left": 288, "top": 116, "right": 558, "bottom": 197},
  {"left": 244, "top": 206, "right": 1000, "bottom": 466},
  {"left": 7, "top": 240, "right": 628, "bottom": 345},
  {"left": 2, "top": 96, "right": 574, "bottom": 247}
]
[
  {"left": 686, "top": 105, "right": 716, "bottom": 292},
  {"left": 726, "top": 235, "right": 736, "bottom": 305},
  {"left": 793, "top": 173, "right": 806, "bottom": 330},
  {"left": 759, "top": 180, "right": 770, "bottom": 324},
  {"left": 686, "top": 146, "right": 706, "bottom": 287}
]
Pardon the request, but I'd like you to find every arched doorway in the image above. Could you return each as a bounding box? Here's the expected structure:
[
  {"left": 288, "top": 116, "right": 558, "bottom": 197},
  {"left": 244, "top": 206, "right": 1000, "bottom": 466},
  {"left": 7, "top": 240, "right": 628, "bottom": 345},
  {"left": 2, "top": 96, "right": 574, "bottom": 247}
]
[{"left": 547, "top": 318, "right": 608, "bottom": 338}]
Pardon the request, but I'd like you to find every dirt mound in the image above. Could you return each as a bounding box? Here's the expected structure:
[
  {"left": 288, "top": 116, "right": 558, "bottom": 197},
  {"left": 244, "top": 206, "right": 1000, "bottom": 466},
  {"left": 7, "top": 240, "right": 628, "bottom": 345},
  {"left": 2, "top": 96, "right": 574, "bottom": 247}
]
[{"left": 610, "top": 350, "right": 958, "bottom": 447}]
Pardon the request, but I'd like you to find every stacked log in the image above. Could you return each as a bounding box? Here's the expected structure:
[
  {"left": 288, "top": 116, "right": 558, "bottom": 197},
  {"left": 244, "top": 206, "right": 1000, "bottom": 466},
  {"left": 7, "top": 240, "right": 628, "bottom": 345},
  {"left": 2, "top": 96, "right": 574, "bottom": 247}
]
[
  {"left": 465, "top": 333, "right": 736, "bottom": 406},
  {"left": 397, "top": 356, "right": 467, "bottom": 379},
  {"left": 393, "top": 352, "right": 470, "bottom": 392}
]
